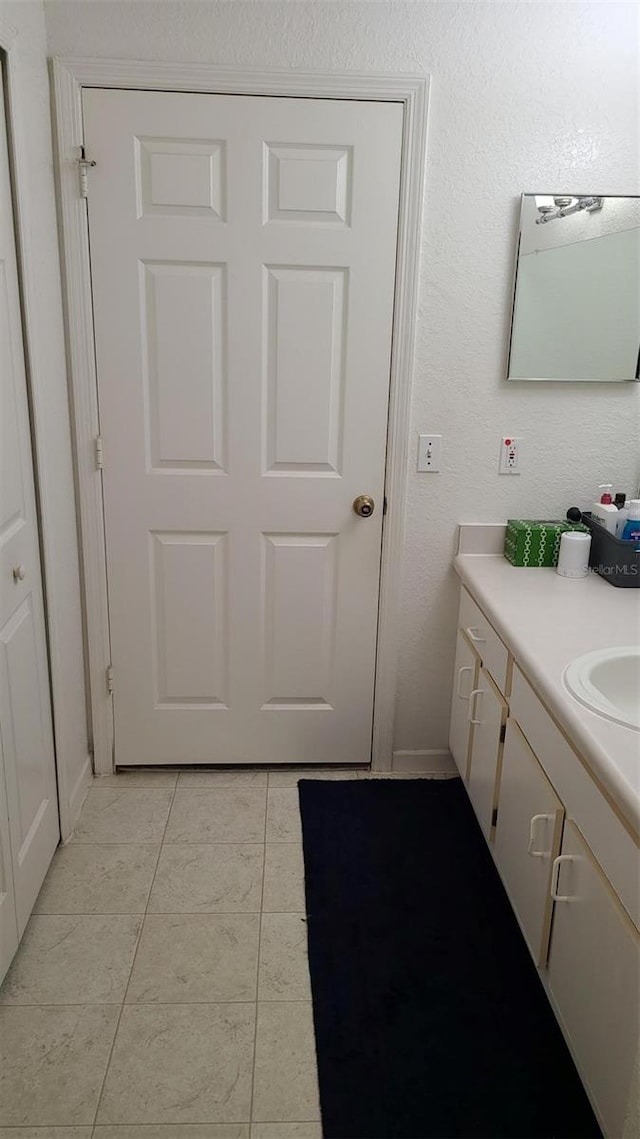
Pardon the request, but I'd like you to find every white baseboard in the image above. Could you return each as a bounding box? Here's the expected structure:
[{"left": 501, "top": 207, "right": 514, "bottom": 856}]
[
  {"left": 392, "top": 749, "right": 457, "bottom": 774},
  {"left": 60, "top": 753, "right": 93, "bottom": 843}
]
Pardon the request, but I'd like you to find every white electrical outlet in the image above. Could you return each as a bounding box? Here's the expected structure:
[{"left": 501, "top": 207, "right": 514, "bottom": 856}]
[
  {"left": 499, "top": 436, "right": 521, "bottom": 475},
  {"left": 417, "top": 434, "right": 442, "bottom": 472}
]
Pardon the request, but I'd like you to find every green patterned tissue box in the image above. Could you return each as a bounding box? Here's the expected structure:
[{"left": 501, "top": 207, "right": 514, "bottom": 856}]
[{"left": 504, "top": 519, "right": 589, "bottom": 567}]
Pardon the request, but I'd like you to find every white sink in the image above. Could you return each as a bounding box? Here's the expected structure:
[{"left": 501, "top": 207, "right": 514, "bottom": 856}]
[{"left": 564, "top": 647, "right": 640, "bottom": 732}]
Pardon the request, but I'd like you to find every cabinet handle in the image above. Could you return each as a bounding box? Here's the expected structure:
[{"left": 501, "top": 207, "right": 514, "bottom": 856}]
[
  {"left": 550, "top": 854, "right": 576, "bottom": 901},
  {"left": 468, "top": 688, "right": 483, "bottom": 725},
  {"left": 465, "top": 626, "right": 486, "bottom": 644},
  {"left": 527, "top": 813, "right": 553, "bottom": 859},
  {"left": 456, "top": 665, "right": 473, "bottom": 700}
]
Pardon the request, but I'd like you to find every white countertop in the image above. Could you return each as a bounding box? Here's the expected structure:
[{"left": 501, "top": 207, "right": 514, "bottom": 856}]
[{"left": 454, "top": 551, "right": 640, "bottom": 835}]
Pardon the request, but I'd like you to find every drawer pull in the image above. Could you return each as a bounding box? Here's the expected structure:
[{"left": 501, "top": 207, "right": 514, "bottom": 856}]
[
  {"left": 528, "top": 813, "right": 553, "bottom": 859},
  {"left": 465, "top": 626, "right": 486, "bottom": 644},
  {"left": 550, "top": 854, "right": 576, "bottom": 902},
  {"left": 468, "top": 688, "right": 483, "bottom": 725},
  {"left": 456, "top": 665, "right": 473, "bottom": 700}
]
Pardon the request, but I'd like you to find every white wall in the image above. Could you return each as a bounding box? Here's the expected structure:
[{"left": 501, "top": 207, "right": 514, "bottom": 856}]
[
  {"left": 1, "top": 0, "right": 90, "bottom": 832},
  {"left": 44, "top": 0, "right": 640, "bottom": 756}
]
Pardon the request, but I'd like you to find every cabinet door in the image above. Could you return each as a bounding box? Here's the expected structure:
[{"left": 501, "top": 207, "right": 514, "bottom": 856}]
[
  {"left": 448, "top": 630, "right": 478, "bottom": 778},
  {"left": 0, "top": 735, "right": 19, "bottom": 982},
  {"left": 547, "top": 820, "right": 640, "bottom": 1138},
  {"left": 467, "top": 666, "right": 506, "bottom": 839},
  {"left": 494, "top": 719, "right": 564, "bottom": 966}
]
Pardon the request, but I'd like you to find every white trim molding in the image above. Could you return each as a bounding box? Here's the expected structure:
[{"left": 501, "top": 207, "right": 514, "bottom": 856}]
[
  {"left": 392, "top": 750, "right": 458, "bottom": 775},
  {"left": 51, "top": 57, "right": 429, "bottom": 774}
]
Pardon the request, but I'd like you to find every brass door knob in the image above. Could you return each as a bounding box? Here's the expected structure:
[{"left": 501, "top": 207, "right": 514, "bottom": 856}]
[{"left": 353, "top": 495, "right": 375, "bottom": 518}]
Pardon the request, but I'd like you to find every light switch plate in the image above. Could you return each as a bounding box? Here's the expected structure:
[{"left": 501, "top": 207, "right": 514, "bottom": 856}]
[{"left": 417, "top": 434, "right": 442, "bottom": 472}]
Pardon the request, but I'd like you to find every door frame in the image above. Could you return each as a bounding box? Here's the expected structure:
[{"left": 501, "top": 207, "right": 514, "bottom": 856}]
[{"left": 51, "top": 57, "right": 429, "bottom": 774}]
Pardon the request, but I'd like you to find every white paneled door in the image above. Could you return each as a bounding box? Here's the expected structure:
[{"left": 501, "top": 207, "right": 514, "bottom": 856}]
[
  {"left": 83, "top": 90, "right": 403, "bottom": 765},
  {"left": 0, "top": 76, "right": 59, "bottom": 955}
]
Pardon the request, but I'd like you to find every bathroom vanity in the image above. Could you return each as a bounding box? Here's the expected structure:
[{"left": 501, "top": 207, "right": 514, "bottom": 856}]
[{"left": 449, "top": 526, "right": 640, "bottom": 1139}]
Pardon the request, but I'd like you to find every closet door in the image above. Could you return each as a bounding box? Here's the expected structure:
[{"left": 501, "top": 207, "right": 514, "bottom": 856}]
[
  {"left": 0, "top": 734, "right": 18, "bottom": 981},
  {"left": 0, "top": 72, "right": 59, "bottom": 943}
]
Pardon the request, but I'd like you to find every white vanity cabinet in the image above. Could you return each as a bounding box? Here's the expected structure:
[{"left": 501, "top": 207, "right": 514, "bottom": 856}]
[
  {"left": 449, "top": 580, "right": 640, "bottom": 1138},
  {"left": 466, "top": 667, "right": 506, "bottom": 840},
  {"left": 494, "top": 719, "right": 563, "bottom": 966},
  {"left": 448, "top": 630, "right": 478, "bottom": 777},
  {"left": 450, "top": 588, "right": 509, "bottom": 837},
  {"left": 547, "top": 820, "right": 640, "bottom": 1139}
]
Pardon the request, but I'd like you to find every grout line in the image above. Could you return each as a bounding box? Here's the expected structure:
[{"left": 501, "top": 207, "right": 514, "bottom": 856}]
[
  {"left": 70, "top": 840, "right": 285, "bottom": 846},
  {"left": 90, "top": 776, "right": 178, "bottom": 1128},
  {"left": 24, "top": 909, "right": 307, "bottom": 919},
  {"left": 248, "top": 781, "right": 269, "bottom": 1123},
  {"left": 0, "top": 997, "right": 315, "bottom": 1008}
]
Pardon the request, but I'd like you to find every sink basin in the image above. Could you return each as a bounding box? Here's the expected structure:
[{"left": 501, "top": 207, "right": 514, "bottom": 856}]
[{"left": 564, "top": 647, "right": 640, "bottom": 732}]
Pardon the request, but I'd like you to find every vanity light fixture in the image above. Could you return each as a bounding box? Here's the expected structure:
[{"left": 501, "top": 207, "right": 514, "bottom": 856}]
[{"left": 535, "top": 195, "right": 604, "bottom": 224}]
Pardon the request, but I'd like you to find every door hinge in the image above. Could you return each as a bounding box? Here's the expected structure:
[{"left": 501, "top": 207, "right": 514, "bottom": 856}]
[
  {"left": 106, "top": 665, "right": 114, "bottom": 694},
  {"left": 491, "top": 806, "right": 498, "bottom": 828},
  {"left": 95, "top": 435, "right": 104, "bottom": 470},
  {"left": 78, "top": 146, "right": 96, "bottom": 199},
  {"left": 499, "top": 722, "right": 506, "bottom": 743}
]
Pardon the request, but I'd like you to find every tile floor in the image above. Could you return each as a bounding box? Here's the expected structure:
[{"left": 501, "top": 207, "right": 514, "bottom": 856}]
[{"left": 0, "top": 767, "right": 449, "bottom": 1137}]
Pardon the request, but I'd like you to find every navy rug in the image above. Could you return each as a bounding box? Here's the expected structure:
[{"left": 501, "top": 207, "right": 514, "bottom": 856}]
[{"left": 298, "top": 777, "right": 601, "bottom": 1139}]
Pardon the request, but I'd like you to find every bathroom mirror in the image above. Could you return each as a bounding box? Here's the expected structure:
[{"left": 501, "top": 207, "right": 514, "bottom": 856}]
[{"left": 507, "top": 194, "right": 640, "bottom": 381}]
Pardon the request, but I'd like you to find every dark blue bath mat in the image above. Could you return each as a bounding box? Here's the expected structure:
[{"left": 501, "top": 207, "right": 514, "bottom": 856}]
[{"left": 298, "top": 777, "right": 601, "bottom": 1139}]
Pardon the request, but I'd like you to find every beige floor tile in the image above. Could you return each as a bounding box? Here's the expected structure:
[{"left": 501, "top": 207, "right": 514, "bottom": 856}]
[
  {"left": 165, "top": 789, "right": 266, "bottom": 844},
  {"left": 251, "top": 1126, "right": 322, "bottom": 1139},
  {"left": 262, "top": 845, "right": 306, "bottom": 913},
  {"left": 71, "top": 789, "right": 173, "bottom": 844},
  {"left": 0, "top": 915, "right": 142, "bottom": 1005},
  {"left": 258, "top": 914, "right": 311, "bottom": 1001},
  {"left": 252, "top": 1002, "right": 320, "bottom": 1123},
  {"left": 95, "top": 770, "right": 178, "bottom": 789},
  {"left": 127, "top": 913, "right": 259, "bottom": 1003},
  {"left": 97, "top": 1004, "right": 255, "bottom": 1125},
  {"left": 33, "top": 844, "right": 160, "bottom": 914},
  {"left": 265, "top": 789, "right": 302, "bottom": 843},
  {"left": 94, "top": 1127, "right": 249, "bottom": 1138},
  {"left": 178, "top": 771, "right": 268, "bottom": 788},
  {"left": 148, "top": 844, "right": 264, "bottom": 913},
  {"left": 358, "top": 770, "right": 458, "bottom": 779},
  {"left": 268, "top": 769, "right": 360, "bottom": 787},
  {"left": 0, "top": 1005, "right": 119, "bottom": 1126},
  {"left": 0, "top": 1129, "right": 92, "bottom": 1137}
]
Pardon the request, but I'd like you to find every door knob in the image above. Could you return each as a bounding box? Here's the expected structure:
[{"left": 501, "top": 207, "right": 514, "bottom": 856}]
[
  {"left": 13, "top": 565, "right": 26, "bottom": 583},
  {"left": 353, "top": 495, "right": 375, "bottom": 518}
]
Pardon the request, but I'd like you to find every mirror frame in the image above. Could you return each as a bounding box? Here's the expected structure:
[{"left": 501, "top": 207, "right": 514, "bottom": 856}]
[{"left": 506, "top": 192, "right": 640, "bottom": 383}]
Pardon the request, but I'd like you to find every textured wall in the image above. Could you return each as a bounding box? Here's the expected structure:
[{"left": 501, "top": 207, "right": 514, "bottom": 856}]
[
  {"left": 1, "top": 0, "right": 89, "bottom": 827},
  {"left": 44, "top": 0, "right": 640, "bottom": 753}
]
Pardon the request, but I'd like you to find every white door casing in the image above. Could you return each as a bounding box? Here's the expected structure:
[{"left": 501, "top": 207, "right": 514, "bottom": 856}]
[
  {"left": 83, "top": 89, "right": 403, "bottom": 766},
  {"left": 0, "top": 76, "right": 59, "bottom": 937}
]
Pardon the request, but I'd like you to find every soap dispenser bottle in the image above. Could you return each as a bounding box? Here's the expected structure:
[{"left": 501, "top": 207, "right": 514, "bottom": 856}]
[
  {"left": 591, "top": 485, "right": 619, "bottom": 534},
  {"left": 620, "top": 500, "right": 640, "bottom": 542}
]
